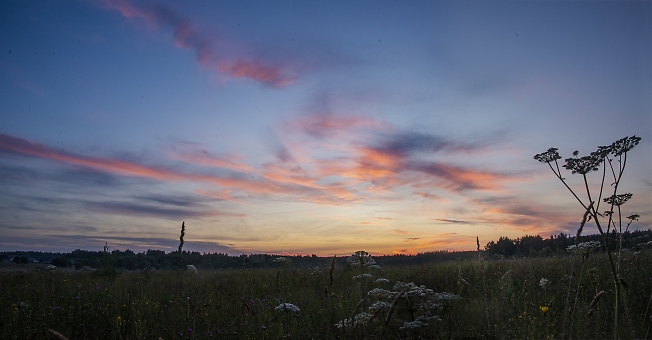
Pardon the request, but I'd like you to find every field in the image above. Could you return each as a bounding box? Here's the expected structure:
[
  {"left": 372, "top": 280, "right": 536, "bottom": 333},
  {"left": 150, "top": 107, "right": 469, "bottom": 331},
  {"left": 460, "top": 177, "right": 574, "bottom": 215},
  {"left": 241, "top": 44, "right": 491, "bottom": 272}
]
[{"left": 2, "top": 250, "right": 651, "bottom": 339}]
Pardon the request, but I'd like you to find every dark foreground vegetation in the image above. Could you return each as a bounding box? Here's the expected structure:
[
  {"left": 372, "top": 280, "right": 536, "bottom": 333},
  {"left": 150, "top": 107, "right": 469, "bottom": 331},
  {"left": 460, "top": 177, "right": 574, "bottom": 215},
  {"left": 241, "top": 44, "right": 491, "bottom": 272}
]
[{"left": 2, "top": 248, "right": 651, "bottom": 339}]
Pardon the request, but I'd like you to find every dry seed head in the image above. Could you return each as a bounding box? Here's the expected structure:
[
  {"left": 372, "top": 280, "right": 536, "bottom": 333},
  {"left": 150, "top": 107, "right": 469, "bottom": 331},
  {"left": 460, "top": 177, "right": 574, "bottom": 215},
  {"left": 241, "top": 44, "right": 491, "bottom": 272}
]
[
  {"left": 329, "top": 255, "right": 336, "bottom": 286},
  {"left": 48, "top": 329, "right": 69, "bottom": 340},
  {"left": 589, "top": 290, "right": 605, "bottom": 309},
  {"left": 385, "top": 286, "right": 409, "bottom": 325}
]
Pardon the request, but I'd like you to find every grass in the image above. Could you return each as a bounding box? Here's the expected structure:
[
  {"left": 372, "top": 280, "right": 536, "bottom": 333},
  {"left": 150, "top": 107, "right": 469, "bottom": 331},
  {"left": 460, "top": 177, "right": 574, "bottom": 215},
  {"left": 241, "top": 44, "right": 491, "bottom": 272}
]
[{"left": 2, "top": 249, "right": 651, "bottom": 339}]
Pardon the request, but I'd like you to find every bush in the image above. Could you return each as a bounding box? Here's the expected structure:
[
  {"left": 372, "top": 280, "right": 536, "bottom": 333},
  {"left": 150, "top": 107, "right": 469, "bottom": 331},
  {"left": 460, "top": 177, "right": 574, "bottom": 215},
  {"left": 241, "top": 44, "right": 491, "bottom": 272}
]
[
  {"left": 51, "top": 257, "right": 71, "bottom": 267},
  {"left": 12, "top": 256, "right": 29, "bottom": 264}
]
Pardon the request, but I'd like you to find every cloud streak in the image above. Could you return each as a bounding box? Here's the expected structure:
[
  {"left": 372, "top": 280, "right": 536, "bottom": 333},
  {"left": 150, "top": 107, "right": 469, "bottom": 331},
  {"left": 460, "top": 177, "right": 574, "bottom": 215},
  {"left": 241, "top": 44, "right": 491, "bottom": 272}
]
[
  {"left": 97, "top": 0, "right": 296, "bottom": 87},
  {"left": 84, "top": 201, "right": 243, "bottom": 219},
  {"left": 0, "top": 133, "right": 358, "bottom": 205}
]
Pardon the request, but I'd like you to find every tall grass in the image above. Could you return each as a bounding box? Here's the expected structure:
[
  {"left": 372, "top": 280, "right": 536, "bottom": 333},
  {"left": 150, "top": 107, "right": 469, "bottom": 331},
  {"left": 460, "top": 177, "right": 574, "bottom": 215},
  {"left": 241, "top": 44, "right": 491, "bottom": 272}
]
[{"left": 2, "top": 250, "right": 651, "bottom": 339}]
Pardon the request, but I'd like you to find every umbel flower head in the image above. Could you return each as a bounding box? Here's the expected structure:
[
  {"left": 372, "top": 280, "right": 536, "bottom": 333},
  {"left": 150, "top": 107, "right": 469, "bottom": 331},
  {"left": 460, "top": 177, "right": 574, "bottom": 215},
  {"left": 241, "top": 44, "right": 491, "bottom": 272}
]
[
  {"left": 604, "top": 193, "right": 633, "bottom": 207},
  {"left": 567, "top": 241, "right": 601, "bottom": 255},
  {"left": 533, "top": 148, "right": 561, "bottom": 163},
  {"left": 275, "top": 303, "right": 300, "bottom": 313},
  {"left": 539, "top": 278, "right": 549, "bottom": 289},
  {"left": 273, "top": 257, "right": 290, "bottom": 263},
  {"left": 610, "top": 136, "right": 641, "bottom": 156},
  {"left": 626, "top": 214, "right": 640, "bottom": 221},
  {"left": 563, "top": 154, "right": 604, "bottom": 174},
  {"left": 346, "top": 251, "right": 379, "bottom": 268}
]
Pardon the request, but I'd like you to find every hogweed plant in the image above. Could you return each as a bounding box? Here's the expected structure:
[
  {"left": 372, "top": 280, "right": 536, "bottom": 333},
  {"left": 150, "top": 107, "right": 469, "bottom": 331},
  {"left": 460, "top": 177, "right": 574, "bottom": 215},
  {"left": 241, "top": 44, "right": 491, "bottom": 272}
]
[
  {"left": 534, "top": 135, "right": 641, "bottom": 339},
  {"left": 273, "top": 257, "right": 298, "bottom": 336},
  {"left": 346, "top": 251, "right": 381, "bottom": 310},
  {"left": 335, "top": 251, "right": 461, "bottom": 338}
]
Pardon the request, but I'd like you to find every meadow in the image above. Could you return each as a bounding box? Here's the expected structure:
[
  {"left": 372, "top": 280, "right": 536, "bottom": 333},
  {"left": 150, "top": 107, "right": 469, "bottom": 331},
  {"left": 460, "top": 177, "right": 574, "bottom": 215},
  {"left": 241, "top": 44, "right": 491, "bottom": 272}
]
[{"left": 2, "top": 249, "right": 651, "bottom": 339}]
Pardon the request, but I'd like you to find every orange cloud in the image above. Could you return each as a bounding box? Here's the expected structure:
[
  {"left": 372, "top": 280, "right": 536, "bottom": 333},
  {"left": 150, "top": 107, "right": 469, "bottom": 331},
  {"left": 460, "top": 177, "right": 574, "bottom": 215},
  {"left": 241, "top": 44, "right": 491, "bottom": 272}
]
[
  {"left": 0, "top": 133, "right": 364, "bottom": 205},
  {"left": 392, "top": 234, "right": 473, "bottom": 254}
]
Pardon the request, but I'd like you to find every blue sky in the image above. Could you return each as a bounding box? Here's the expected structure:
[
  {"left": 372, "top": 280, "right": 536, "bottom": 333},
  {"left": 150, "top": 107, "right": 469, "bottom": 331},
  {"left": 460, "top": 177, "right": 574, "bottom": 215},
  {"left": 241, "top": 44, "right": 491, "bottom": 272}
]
[{"left": 1, "top": 0, "right": 650, "bottom": 255}]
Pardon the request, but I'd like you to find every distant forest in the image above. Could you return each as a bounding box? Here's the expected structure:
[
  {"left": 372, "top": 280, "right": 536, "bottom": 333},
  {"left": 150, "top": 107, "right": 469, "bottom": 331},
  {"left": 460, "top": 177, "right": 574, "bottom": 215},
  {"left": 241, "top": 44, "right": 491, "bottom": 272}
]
[{"left": 2, "top": 229, "right": 651, "bottom": 271}]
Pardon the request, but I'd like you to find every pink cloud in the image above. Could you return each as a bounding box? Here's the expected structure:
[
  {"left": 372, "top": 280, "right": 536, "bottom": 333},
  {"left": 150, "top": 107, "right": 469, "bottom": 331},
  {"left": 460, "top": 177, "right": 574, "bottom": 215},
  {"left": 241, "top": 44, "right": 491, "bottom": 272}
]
[
  {"left": 217, "top": 58, "right": 296, "bottom": 88},
  {"left": 97, "top": 0, "right": 295, "bottom": 87},
  {"left": 288, "top": 112, "right": 390, "bottom": 139},
  {"left": 0, "top": 133, "right": 361, "bottom": 205},
  {"left": 169, "top": 146, "right": 255, "bottom": 173}
]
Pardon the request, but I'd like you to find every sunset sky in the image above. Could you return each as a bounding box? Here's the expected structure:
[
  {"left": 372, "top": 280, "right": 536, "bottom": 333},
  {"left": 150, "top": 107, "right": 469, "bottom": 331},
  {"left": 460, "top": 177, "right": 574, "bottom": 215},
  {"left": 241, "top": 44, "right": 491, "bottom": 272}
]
[{"left": 1, "top": 0, "right": 650, "bottom": 256}]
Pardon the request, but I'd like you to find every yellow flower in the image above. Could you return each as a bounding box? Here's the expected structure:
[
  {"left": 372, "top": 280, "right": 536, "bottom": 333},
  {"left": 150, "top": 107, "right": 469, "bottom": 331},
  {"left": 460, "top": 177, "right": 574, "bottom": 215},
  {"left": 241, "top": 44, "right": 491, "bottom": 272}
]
[
  {"left": 117, "top": 316, "right": 122, "bottom": 322},
  {"left": 540, "top": 306, "right": 549, "bottom": 314}
]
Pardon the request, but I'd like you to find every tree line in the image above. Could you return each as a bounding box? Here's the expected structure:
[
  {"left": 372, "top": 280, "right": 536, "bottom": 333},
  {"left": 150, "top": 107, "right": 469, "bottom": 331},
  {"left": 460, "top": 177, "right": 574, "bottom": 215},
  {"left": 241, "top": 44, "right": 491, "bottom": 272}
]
[
  {"left": 483, "top": 229, "right": 652, "bottom": 258},
  {"left": 2, "top": 229, "right": 650, "bottom": 270}
]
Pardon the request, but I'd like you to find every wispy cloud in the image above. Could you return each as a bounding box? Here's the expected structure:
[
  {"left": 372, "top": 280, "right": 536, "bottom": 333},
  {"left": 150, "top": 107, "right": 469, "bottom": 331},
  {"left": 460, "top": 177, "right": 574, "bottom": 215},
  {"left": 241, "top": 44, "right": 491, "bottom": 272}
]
[
  {"left": 0, "top": 133, "right": 358, "bottom": 205},
  {"left": 470, "top": 195, "right": 579, "bottom": 235},
  {"left": 404, "top": 237, "right": 421, "bottom": 242},
  {"left": 275, "top": 109, "right": 521, "bottom": 196},
  {"left": 433, "top": 218, "right": 472, "bottom": 224},
  {"left": 1, "top": 109, "right": 527, "bottom": 221},
  {"left": 96, "top": 0, "right": 296, "bottom": 87},
  {"left": 84, "top": 201, "right": 241, "bottom": 219},
  {"left": 169, "top": 144, "right": 255, "bottom": 173}
]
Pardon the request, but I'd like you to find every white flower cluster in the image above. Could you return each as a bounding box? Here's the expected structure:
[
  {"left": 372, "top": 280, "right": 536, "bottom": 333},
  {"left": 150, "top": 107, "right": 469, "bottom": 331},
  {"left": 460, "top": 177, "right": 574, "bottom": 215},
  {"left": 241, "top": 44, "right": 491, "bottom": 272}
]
[
  {"left": 273, "top": 257, "right": 289, "bottom": 263},
  {"left": 431, "top": 292, "right": 461, "bottom": 301},
  {"left": 374, "top": 278, "right": 389, "bottom": 284},
  {"left": 346, "top": 251, "right": 379, "bottom": 268},
  {"left": 417, "top": 300, "right": 442, "bottom": 312},
  {"left": 334, "top": 312, "right": 373, "bottom": 329},
  {"left": 185, "top": 264, "right": 198, "bottom": 274},
  {"left": 368, "top": 301, "right": 391, "bottom": 312},
  {"left": 400, "top": 320, "right": 427, "bottom": 330},
  {"left": 275, "top": 303, "right": 300, "bottom": 313},
  {"left": 391, "top": 282, "right": 434, "bottom": 298},
  {"left": 310, "top": 266, "right": 321, "bottom": 277},
  {"left": 352, "top": 273, "right": 373, "bottom": 281},
  {"left": 539, "top": 278, "right": 549, "bottom": 288},
  {"left": 367, "top": 288, "right": 391, "bottom": 298},
  {"left": 399, "top": 315, "right": 441, "bottom": 331},
  {"left": 637, "top": 240, "right": 652, "bottom": 249},
  {"left": 567, "top": 241, "right": 601, "bottom": 254}
]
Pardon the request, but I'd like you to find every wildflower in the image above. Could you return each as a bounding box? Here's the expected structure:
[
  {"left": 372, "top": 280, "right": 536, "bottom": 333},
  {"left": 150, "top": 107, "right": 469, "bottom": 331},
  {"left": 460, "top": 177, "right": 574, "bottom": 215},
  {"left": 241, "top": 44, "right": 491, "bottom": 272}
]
[
  {"left": 352, "top": 273, "right": 372, "bottom": 281},
  {"left": 273, "top": 257, "right": 289, "bottom": 263},
  {"left": 604, "top": 193, "right": 633, "bottom": 207},
  {"left": 374, "top": 278, "right": 389, "bottom": 284},
  {"left": 275, "top": 303, "right": 300, "bottom": 313},
  {"left": 346, "top": 251, "right": 378, "bottom": 268},
  {"left": 368, "top": 301, "right": 391, "bottom": 312},
  {"left": 563, "top": 154, "right": 603, "bottom": 174},
  {"left": 567, "top": 241, "right": 601, "bottom": 254},
  {"left": 610, "top": 135, "right": 640, "bottom": 156},
  {"left": 185, "top": 264, "right": 198, "bottom": 274},
  {"left": 533, "top": 148, "right": 561, "bottom": 163},
  {"left": 334, "top": 312, "right": 373, "bottom": 329},
  {"left": 117, "top": 316, "right": 122, "bottom": 322},
  {"left": 392, "top": 282, "right": 437, "bottom": 298},
  {"left": 400, "top": 320, "right": 427, "bottom": 330},
  {"left": 368, "top": 288, "right": 390, "bottom": 298},
  {"left": 539, "top": 278, "right": 549, "bottom": 288},
  {"left": 432, "top": 292, "right": 461, "bottom": 300},
  {"left": 540, "top": 306, "right": 549, "bottom": 314}
]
